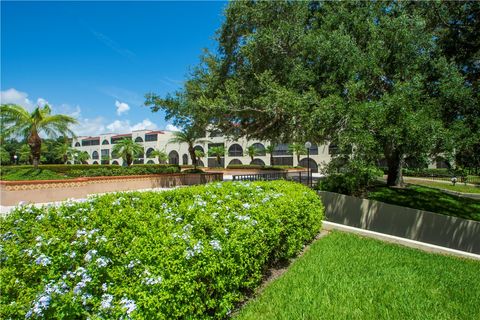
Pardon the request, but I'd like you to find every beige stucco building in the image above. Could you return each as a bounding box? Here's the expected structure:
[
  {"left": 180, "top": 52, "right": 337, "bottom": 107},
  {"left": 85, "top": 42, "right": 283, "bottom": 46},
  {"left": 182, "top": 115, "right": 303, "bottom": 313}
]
[{"left": 71, "top": 130, "right": 334, "bottom": 172}]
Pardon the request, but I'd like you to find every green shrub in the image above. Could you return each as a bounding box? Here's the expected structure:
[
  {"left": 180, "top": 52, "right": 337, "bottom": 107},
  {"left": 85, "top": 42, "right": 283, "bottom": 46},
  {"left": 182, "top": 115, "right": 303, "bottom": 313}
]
[
  {"left": 1, "top": 164, "right": 180, "bottom": 180},
  {"left": 317, "top": 161, "right": 382, "bottom": 196},
  {"left": 182, "top": 168, "right": 205, "bottom": 174},
  {"left": 226, "top": 165, "right": 297, "bottom": 170},
  {"left": 0, "top": 181, "right": 323, "bottom": 319},
  {"left": 0, "top": 168, "right": 69, "bottom": 181}
]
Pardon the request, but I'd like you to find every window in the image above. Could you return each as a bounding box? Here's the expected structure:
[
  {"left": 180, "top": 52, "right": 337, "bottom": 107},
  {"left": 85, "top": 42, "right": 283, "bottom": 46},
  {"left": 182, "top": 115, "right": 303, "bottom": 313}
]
[
  {"left": 182, "top": 154, "right": 189, "bottom": 165},
  {"left": 92, "top": 151, "right": 99, "bottom": 160},
  {"left": 328, "top": 143, "right": 339, "bottom": 155},
  {"left": 102, "top": 140, "right": 109, "bottom": 145},
  {"left": 273, "top": 144, "right": 291, "bottom": 156},
  {"left": 82, "top": 139, "right": 100, "bottom": 146},
  {"left": 101, "top": 149, "right": 110, "bottom": 158},
  {"left": 111, "top": 160, "right": 119, "bottom": 165},
  {"left": 111, "top": 136, "right": 131, "bottom": 144},
  {"left": 273, "top": 156, "right": 293, "bottom": 166},
  {"left": 146, "top": 148, "right": 155, "bottom": 158},
  {"left": 250, "top": 159, "right": 265, "bottom": 166},
  {"left": 168, "top": 150, "right": 179, "bottom": 165},
  {"left": 74, "top": 142, "right": 81, "bottom": 147},
  {"left": 209, "top": 130, "right": 223, "bottom": 138},
  {"left": 228, "top": 144, "right": 243, "bottom": 157},
  {"left": 228, "top": 159, "right": 242, "bottom": 166},
  {"left": 251, "top": 143, "right": 266, "bottom": 156},
  {"left": 135, "top": 137, "right": 144, "bottom": 143},
  {"left": 194, "top": 145, "right": 204, "bottom": 153},
  {"left": 145, "top": 134, "right": 157, "bottom": 142},
  {"left": 308, "top": 143, "right": 318, "bottom": 155}
]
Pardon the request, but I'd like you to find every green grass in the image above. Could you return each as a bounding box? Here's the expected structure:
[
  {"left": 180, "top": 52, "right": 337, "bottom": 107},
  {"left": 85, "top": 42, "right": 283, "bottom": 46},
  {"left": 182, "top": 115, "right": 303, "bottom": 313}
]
[
  {"left": 0, "top": 168, "right": 70, "bottom": 181},
  {"left": 368, "top": 184, "right": 480, "bottom": 221},
  {"left": 405, "top": 179, "right": 480, "bottom": 194},
  {"left": 236, "top": 232, "right": 480, "bottom": 320}
]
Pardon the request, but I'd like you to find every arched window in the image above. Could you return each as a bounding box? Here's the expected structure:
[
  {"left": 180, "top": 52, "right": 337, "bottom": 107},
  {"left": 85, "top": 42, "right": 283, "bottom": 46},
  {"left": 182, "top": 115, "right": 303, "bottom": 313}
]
[
  {"left": 111, "top": 160, "right": 119, "bottom": 165},
  {"left": 273, "top": 143, "right": 290, "bottom": 156},
  {"left": 228, "top": 144, "right": 243, "bottom": 157},
  {"left": 135, "top": 137, "right": 144, "bottom": 143},
  {"left": 228, "top": 159, "right": 242, "bottom": 166},
  {"left": 182, "top": 154, "right": 189, "bottom": 165},
  {"left": 250, "top": 158, "right": 265, "bottom": 166},
  {"left": 197, "top": 159, "right": 205, "bottom": 167},
  {"left": 146, "top": 148, "right": 155, "bottom": 158},
  {"left": 92, "top": 151, "right": 99, "bottom": 160},
  {"left": 102, "top": 139, "right": 109, "bottom": 145},
  {"left": 298, "top": 158, "right": 319, "bottom": 173},
  {"left": 146, "top": 160, "right": 155, "bottom": 164},
  {"left": 133, "top": 159, "right": 144, "bottom": 164},
  {"left": 194, "top": 145, "right": 204, "bottom": 153},
  {"left": 74, "top": 142, "right": 80, "bottom": 147},
  {"left": 251, "top": 143, "right": 266, "bottom": 156},
  {"left": 168, "top": 150, "right": 179, "bottom": 165},
  {"left": 308, "top": 143, "right": 318, "bottom": 155},
  {"left": 92, "top": 161, "right": 99, "bottom": 165}
]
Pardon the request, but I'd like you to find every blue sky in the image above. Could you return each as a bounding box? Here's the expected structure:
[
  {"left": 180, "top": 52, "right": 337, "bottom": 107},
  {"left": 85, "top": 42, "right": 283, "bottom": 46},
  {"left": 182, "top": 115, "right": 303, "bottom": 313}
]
[{"left": 1, "top": 1, "right": 226, "bottom": 136}]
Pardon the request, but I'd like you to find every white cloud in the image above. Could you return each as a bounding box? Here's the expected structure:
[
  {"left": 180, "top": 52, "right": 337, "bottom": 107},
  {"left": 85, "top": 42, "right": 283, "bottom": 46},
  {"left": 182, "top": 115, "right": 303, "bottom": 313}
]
[
  {"left": 73, "top": 117, "right": 106, "bottom": 137},
  {"left": 106, "top": 118, "right": 158, "bottom": 133},
  {"left": 115, "top": 100, "right": 130, "bottom": 115},
  {"left": 165, "top": 124, "right": 181, "bottom": 131},
  {"left": 36, "top": 98, "right": 50, "bottom": 108},
  {"left": 0, "top": 88, "right": 34, "bottom": 110},
  {"left": 131, "top": 119, "right": 157, "bottom": 131}
]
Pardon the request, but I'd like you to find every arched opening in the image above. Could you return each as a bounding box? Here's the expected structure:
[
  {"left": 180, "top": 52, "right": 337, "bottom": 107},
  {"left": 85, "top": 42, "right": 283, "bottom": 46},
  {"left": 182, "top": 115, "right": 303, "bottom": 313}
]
[
  {"left": 197, "top": 159, "right": 205, "bottom": 167},
  {"left": 135, "top": 137, "right": 144, "bottom": 143},
  {"left": 111, "top": 160, "right": 119, "bottom": 165},
  {"left": 168, "top": 150, "right": 179, "bottom": 165},
  {"left": 250, "top": 158, "right": 265, "bottom": 166},
  {"left": 146, "top": 160, "right": 155, "bottom": 164},
  {"left": 133, "top": 159, "right": 144, "bottom": 164},
  {"left": 182, "top": 154, "right": 189, "bottom": 165},
  {"left": 251, "top": 143, "right": 266, "bottom": 156},
  {"left": 194, "top": 145, "right": 204, "bottom": 153},
  {"left": 146, "top": 148, "right": 155, "bottom": 158},
  {"left": 228, "top": 159, "right": 242, "bottom": 166},
  {"left": 136, "top": 148, "right": 144, "bottom": 159},
  {"left": 74, "top": 142, "right": 80, "bottom": 147},
  {"left": 298, "top": 158, "right": 318, "bottom": 173},
  {"left": 228, "top": 144, "right": 243, "bottom": 157},
  {"left": 92, "top": 151, "right": 99, "bottom": 160},
  {"left": 308, "top": 143, "right": 318, "bottom": 155},
  {"left": 435, "top": 156, "right": 450, "bottom": 169},
  {"left": 92, "top": 161, "right": 99, "bottom": 165},
  {"left": 102, "top": 139, "right": 109, "bottom": 145}
]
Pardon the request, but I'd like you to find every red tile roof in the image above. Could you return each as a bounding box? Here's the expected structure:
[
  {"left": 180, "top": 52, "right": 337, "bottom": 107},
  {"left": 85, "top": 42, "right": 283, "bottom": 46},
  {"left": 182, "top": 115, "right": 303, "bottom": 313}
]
[
  {"left": 82, "top": 136, "right": 100, "bottom": 140},
  {"left": 111, "top": 133, "right": 132, "bottom": 138},
  {"left": 147, "top": 130, "right": 165, "bottom": 134}
]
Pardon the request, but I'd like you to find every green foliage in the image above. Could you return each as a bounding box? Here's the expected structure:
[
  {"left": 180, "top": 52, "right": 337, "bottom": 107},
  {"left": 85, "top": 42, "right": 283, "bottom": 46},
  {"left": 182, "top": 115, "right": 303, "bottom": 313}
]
[
  {"left": 226, "top": 164, "right": 296, "bottom": 171},
  {"left": 111, "top": 139, "right": 144, "bottom": 166},
  {"left": 0, "top": 147, "right": 11, "bottom": 165},
  {"left": 182, "top": 168, "right": 205, "bottom": 174},
  {"left": 208, "top": 146, "right": 225, "bottom": 165},
  {"left": 0, "top": 168, "right": 69, "bottom": 181},
  {"left": 0, "top": 104, "right": 77, "bottom": 167},
  {"left": 317, "top": 161, "right": 382, "bottom": 196},
  {"left": 0, "top": 181, "right": 323, "bottom": 319},
  {"left": 0, "top": 164, "right": 181, "bottom": 180},
  {"left": 245, "top": 145, "right": 260, "bottom": 161},
  {"left": 148, "top": 149, "right": 168, "bottom": 164},
  {"left": 145, "top": 1, "right": 478, "bottom": 187},
  {"left": 236, "top": 232, "right": 480, "bottom": 320}
]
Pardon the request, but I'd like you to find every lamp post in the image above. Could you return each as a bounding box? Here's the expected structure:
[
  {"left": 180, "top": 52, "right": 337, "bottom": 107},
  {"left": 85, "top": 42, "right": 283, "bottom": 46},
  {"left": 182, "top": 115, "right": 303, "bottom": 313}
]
[
  {"left": 305, "top": 141, "right": 312, "bottom": 187},
  {"left": 13, "top": 154, "right": 18, "bottom": 165}
]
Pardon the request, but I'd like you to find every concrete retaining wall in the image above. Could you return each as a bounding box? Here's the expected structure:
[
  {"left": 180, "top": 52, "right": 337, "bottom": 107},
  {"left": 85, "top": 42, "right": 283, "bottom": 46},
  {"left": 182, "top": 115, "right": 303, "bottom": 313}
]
[
  {"left": 318, "top": 191, "right": 480, "bottom": 254},
  {"left": 0, "top": 173, "right": 223, "bottom": 206}
]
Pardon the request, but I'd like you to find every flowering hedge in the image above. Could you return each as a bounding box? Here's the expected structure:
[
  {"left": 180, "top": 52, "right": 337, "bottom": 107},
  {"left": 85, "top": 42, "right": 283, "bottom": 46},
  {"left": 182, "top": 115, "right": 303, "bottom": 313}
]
[{"left": 0, "top": 181, "right": 323, "bottom": 319}]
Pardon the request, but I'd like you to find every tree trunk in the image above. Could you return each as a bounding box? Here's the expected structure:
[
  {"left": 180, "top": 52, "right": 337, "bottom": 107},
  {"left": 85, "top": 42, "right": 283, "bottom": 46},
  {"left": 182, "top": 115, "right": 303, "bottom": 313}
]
[
  {"left": 188, "top": 145, "right": 197, "bottom": 169},
  {"left": 250, "top": 155, "right": 254, "bottom": 163},
  {"left": 270, "top": 155, "right": 274, "bottom": 166},
  {"left": 126, "top": 154, "right": 132, "bottom": 166},
  {"left": 28, "top": 129, "right": 42, "bottom": 169},
  {"left": 386, "top": 152, "right": 404, "bottom": 187}
]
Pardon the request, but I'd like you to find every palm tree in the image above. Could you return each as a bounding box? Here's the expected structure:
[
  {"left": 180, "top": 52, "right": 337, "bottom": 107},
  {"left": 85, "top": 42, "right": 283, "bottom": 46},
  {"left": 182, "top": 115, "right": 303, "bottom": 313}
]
[
  {"left": 149, "top": 149, "right": 168, "bottom": 164},
  {"left": 208, "top": 145, "right": 225, "bottom": 166},
  {"left": 289, "top": 143, "right": 307, "bottom": 163},
  {"left": 0, "top": 104, "right": 77, "bottom": 168},
  {"left": 54, "top": 143, "right": 77, "bottom": 164},
  {"left": 75, "top": 151, "right": 90, "bottom": 164},
  {"left": 194, "top": 149, "right": 204, "bottom": 169},
  {"left": 265, "top": 144, "right": 276, "bottom": 166},
  {"left": 111, "top": 138, "right": 143, "bottom": 166},
  {"left": 168, "top": 126, "right": 207, "bottom": 167},
  {"left": 245, "top": 145, "right": 260, "bottom": 163}
]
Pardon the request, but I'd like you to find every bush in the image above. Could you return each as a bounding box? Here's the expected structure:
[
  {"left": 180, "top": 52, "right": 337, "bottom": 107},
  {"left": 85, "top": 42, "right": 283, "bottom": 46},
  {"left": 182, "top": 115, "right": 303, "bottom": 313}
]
[
  {"left": 182, "top": 168, "right": 205, "bottom": 174},
  {"left": 402, "top": 168, "right": 463, "bottom": 178},
  {"left": 317, "top": 161, "right": 382, "bottom": 196},
  {"left": 0, "top": 181, "right": 323, "bottom": 319},
  {"left": 226, "top": 165, "right": 298, "bottom": 170},
  {"left": 0, "top": 168, "right": 69, "bottom": 181},
  {"left": 0, "top": 164, "right": 180, "bottom": 180}
]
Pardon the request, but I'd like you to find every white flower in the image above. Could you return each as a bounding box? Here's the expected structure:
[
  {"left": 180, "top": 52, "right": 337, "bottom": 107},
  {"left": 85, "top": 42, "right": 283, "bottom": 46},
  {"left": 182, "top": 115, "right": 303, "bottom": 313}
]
[
  {"left": 100, "top": 294, "right": 114, "bottom": 309},
  {"left": 35, "top": 254, "right": 51, "bottom": 266},
  {"left": 143, "top": 275, "right": 163, "bottom": 286},
  {"left": 84, "top": 249, "right": 98, "bottom": 262},
  {"left": 127, "top": 259, "right": 141, "bottom": 269},
  {"left": 120, "top": 297, "right": 136, "bottom": 315},
  {"left": 102, "top": 283, "right": 108, "bottom": 292},
  {"left": 242, "top": 203, "right": 251, "bottom": 209},
  {"left": 96, "top": 256, "right": 110, "bottom": 268},
  {"left": 210, "top": 240, "right": 221, "bottom": 251}
]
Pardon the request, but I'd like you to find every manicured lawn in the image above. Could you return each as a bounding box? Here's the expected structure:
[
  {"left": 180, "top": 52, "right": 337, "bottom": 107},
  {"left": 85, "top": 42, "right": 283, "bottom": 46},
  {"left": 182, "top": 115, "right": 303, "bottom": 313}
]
[
  {"left": 0, "top": 168, "right": 69, "bottom": 181},
  {"left": 368, "top": 184, "right": 480, "bottom": 221},
  {"left": 404, "top": 178, "right": 480, "bottom": 194},
  {"left": 236, "top": 232, "right": 480, "bottom": 320}
]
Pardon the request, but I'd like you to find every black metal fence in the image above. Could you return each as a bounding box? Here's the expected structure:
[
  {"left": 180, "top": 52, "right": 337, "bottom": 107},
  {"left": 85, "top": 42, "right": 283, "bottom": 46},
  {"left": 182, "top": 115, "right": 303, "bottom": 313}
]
[{"left": 232, "top": 171, "right": 317, "bottom": 187}]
